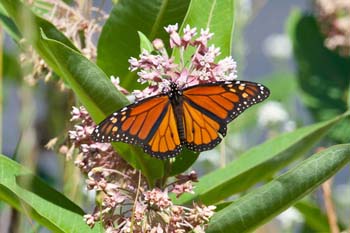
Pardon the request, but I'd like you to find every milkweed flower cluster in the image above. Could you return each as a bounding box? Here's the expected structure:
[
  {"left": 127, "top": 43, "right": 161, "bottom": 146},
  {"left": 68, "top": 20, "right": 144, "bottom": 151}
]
[
  {"left": 129, "top": 24, "right": 237, "bottom": 100},
  {"left": 66, "top": 106, "right": 215, "bottom": 232},
  {"left": 315, "top": 0, "right": 350, "bottom": 56}
]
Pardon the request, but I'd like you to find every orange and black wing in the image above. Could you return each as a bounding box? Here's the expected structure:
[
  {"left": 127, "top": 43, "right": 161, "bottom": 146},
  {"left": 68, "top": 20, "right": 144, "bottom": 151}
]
[
  {"left": 91, "top": 95, "right": 182, "bottom": 159},
  {"left": 182, "top": 80, "right": 270, "bottom": 152}
]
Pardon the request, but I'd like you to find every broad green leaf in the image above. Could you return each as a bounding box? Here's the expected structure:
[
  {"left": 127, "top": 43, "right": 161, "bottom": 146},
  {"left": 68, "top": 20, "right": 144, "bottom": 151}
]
[
  {"left": 97, "top": 0, "right": 190, "bottom": 90},
  {"left": 39, "top": 30, "right": 127, "bottom": 125},
  {"left": 138, "top": 31, "right": 153, "bottom": 52},
  {"left": 207, "top": 144, "right": 350, "bottom": 233},
  {"left": 174, "top": 113, "right": 347, "bottom": 205},
  {"left": 1, "top": 0, "right": 165, "bottom": 182},
  {"left": 173, "top": 0, "right": 235, "bottom": 63},
  {"left": 0, "top": 154, "right": 100, "bottom": 233},
  {"left": 288, "top": 10, "right": 350, "bottom": 143}
]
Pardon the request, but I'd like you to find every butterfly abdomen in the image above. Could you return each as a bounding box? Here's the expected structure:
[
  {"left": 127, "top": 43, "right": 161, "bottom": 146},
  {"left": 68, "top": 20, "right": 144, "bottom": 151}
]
[{"left": 173, "top": 101, "right": 185, "bottom": 142}]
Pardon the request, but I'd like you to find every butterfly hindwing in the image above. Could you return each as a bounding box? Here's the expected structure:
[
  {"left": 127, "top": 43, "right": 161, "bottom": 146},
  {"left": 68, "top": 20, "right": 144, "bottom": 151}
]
[
  {"left": 144, "top": 103, "right": 182, "bottom": 158},
  {"left": 182, "top": 100, "right": 222, "bottom": 152},
  {"left": 92, "top": 94, "right": 182, "bottom": 158}
]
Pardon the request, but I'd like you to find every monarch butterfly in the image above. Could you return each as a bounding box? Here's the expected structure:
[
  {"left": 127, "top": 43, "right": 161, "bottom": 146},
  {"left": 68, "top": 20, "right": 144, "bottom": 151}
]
[{"left": 92, "top": 80, "right": 270, "bottom": 159}]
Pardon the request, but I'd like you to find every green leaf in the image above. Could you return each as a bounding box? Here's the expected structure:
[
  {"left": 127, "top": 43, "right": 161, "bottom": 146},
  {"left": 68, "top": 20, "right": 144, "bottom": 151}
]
[
  {"left": 97, "top": 0, "right": 190, "bottom": 90},
  {"left": 0, "top": 154, "right": 100, "bottom": 233},
  {"left": 294, "top": 200, "right": 331, "bottom": 232},
  {"left": 288, "top": 10, "right": 350, "bottom": 143},
  {"left": 39, "top": 30, "right": 127, "bottom": 124},
  {"left": 174, "top": 113, "right": 346, "bottom": 205},
  {"left": 173, "top": 0, "right": 235, "bottom": 63},
  {"left": 0, "top": 0, "right": 165, "bottom": 182},
  {"left": 0, "top": 4, "right": 21, "bottom": 41},
  {"left": 169, "top": 149, "right": 199, "bottom": 176},
  {"left": 213, "top": 201, "right": 232, "bottom": 212},
  {"left": 3, "top": 46, "right": 22, "bottom": 81},
  {"left": 206, "top": 144, "right": 350, "bottom": 233},
  {"left": 138, "top": 31, "right": 153, "bottom": 52}
]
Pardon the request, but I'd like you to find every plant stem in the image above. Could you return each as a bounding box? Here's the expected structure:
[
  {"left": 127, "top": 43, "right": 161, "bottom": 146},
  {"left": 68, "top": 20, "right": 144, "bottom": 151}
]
[
  {"left": 322, "top": 178, "right": 339, "bottom": 233},
  {"left": 9, "top": 208, "right": 19, "bottom": 233},
  {"left": 130, "top": 170, "right": 142, "bottom": 233}
]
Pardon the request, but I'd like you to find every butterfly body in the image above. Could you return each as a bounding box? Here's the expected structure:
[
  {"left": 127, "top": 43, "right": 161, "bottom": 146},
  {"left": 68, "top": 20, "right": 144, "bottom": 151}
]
[
  {"left": 92, "top": 80, "right": 270, "bottom": 159},
  {"left": 168, "top": 82, "right": 186, "bottom": 142}
]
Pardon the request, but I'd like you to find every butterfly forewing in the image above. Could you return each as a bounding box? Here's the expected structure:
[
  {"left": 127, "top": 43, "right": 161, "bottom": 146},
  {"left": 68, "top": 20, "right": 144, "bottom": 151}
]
[
  {"left": 182, "top": 80, "right": 270, "bottom": 150},
  {"left": 92, "top": 95, "right": 182, "bottom": 158},
  {"left": 183, "top": 80, "right": 270, "bottom": 123}
]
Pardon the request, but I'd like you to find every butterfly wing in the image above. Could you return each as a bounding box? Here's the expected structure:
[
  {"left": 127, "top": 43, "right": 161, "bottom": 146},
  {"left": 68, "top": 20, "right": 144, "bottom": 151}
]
[
  {"left": 92, "top": 95, "right": 182, "bottom": 158},
  {"left": 92, "top": 80, "right": 269, "bottom": 157},
  {"left": 182, "top": 80, "right": 270, "bottom": 152}
]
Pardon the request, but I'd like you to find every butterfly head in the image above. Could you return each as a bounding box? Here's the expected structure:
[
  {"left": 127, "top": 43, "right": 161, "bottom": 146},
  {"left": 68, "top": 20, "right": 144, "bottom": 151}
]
[
  {"left": 168, "top": 82, "right": 183, "bottom": 103},
  {"left": 169, "top": 81, "right": 178, "bottom": 90}
]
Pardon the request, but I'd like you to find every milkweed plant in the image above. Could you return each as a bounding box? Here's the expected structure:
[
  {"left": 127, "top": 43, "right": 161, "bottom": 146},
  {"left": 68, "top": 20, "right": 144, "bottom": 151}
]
[
  {"left": 0, "top": 1, "right": 350, "bottom": 233},
  {"left": 69, "top": 24, "right": 237, "bottom": 232}
]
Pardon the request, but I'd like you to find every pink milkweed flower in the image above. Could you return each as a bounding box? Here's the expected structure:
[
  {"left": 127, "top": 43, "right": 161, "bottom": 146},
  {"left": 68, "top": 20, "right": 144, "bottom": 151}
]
[
  {"left": 182, "top": 24, "right": 197, "bottom": 47},
  {"left": 194, "top": 28, "right": 214, "bottom": 48},
  {"left": 165, "top": 23, "right": 182, "bottom": 48},
  {"left": 129, "top": 25, "right": 238, "bottom": 101}
]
